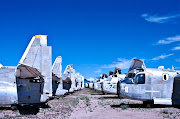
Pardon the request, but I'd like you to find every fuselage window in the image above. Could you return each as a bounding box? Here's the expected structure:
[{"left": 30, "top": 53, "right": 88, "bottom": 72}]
[
  {"left": 134, "top": 74, "right": 145, "bottom": 84},
  {"left": 127, "top": 73, "right": 136, "bottom": 78},
  {"left": 162, "top": 73, "right": 169, "bottom": 81}
]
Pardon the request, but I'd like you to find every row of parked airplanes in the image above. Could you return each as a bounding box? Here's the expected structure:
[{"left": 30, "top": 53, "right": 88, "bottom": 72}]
[
  {"left": 0, "top": 35, "right": 84, "bottom": 109},
  {"left": 85, "top": 59, "right": 180, "bottom": 107}
]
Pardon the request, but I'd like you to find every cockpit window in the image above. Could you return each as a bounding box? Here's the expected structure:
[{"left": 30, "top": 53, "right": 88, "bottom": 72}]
[
  {"left": 127, "top": 73, "right": 136, "bottom": 78},
  {"left": 134, "top": 74, "right": 145, "bottom": 84},
  {"left": 121, "top": 78, "right": 133, "bottom": 84},
  {"left": 114, "top": 74, "right": 117, "bottom": 77}
]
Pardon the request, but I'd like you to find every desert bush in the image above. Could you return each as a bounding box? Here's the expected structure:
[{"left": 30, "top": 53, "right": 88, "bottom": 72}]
[
  {"left": 120, "top": 104, "right": 129, "bottom": 110},
  {"left": 162, "top": 109, "right": 168, "bottom": 114}
]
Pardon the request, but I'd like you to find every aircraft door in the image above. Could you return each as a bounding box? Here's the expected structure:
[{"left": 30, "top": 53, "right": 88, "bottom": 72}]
[
  {"left": 16, "top": 78, "right": 44, "bottom": 104},
  {"left": 123, "top": 73, "right": 150, "bottom": 100}
]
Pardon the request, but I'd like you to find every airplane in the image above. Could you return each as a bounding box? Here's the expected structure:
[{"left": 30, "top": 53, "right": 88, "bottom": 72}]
[
  {"left": 117, "top": 59, "right": 180, "bottom": 107},
  {"left": 102, "top": 68, "right": 126, "bottom": 94},
  {"left": 85, "top": 82, "right": 89, "bottom": 88},
  {"left": 86, "top": 78, "right": 96, "bottom": 89},
  {"left": 0, "top": 35, "right": 52, "bottom": 109},
  {"left": 75, "top": 73, "right": 84, "bottom": 90},
  {"left": 62, "top": 65, "right": 76, "bottom": 92},
  {"left": 94, "top": 74, "right": 108, "bottom": 91},
  {"left": 52, "top": 56, "right": 68, "bottom": 96}
]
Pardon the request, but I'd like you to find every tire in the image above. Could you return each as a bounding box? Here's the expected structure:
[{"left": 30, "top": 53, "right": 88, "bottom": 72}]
[
  {"left": 11, "top": 105, "right": 18, "bottom": 111},
  {"left": 101, "top": 82, "right": 105, "bottom": 94},
  {"left": 117, "top": 81, "right": 120, "bottom": 98},
  {"left": 143, "top": 100, "right": 154, "bottom": 108}
]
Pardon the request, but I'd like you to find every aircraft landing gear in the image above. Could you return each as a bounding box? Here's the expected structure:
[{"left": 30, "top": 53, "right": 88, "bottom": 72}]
[
  {"left": 117, "top": 81, "right": 120, "bottom": 98},
  {"left": 11, "top": 104, "right": 18, "bottom": 111},
  {"left": 143, "top": 100, "right": 154, "bottom": 108},
  {"left": 101, "top": 83, "right": 105, "bottom": 95}
]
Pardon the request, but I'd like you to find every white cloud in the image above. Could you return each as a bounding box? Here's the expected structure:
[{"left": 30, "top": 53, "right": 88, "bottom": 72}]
[
  {"left": 176, "top": 58, "right": 180, "bottom": 62},
  {"left": 151, "top": 54, "right": 174, "bottom": 61},
  {"left": 157, "top": 35, "right": 180, "bottom": 45},
  {"left": 86, "top": 77, "right": 95, "bottom": 82},
  {"left": 0, "top": 64, "right": 2, "bottom": 68},
  {"left": 93, "top": 69, "right": 102, "bottom": 73},
  {"left": 141, "top": 13, "right": 180, "bottom": 23},
  {"left": 101, "top": 58, "right": 134, "bottom": 69},
  {"left": 172, "top": 46, "right": 180, "bottom": 50}
]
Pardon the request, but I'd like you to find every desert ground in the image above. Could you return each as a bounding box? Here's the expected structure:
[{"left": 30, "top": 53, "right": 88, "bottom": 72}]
[{"left": 0, "top": 88, "right": 179, "bottom": 119}]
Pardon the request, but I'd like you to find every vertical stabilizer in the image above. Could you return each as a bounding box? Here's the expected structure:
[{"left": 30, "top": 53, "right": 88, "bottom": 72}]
[
  {"left": 18, "top": 35, "right": 52, "bottom": 102},
  {"left": 63, "top": 65, "right": 76, "bottom": 92},
  {"left": 52, "top": 56, "right": 68, "bottom": 95},
  {"left": 52, "top": 56, "right": 62, "bottom": 78}
]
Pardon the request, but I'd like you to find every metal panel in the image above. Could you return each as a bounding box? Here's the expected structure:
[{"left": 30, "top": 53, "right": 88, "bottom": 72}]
[
  {"left": 16, "top": 78, "right": 44, "bottom": 104},
  {"left": 0, "top": 68, "right": 18, "bottom": 105},
  {"left": 52, "top": 56, "right": 62, "bottom": 78},
  {"left": 41, "top": 46, "right": 52, "bottom": 98}
]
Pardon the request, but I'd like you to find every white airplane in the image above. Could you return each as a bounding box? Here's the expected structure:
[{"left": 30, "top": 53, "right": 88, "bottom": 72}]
[
  {"left": 86, "top": 78, "right": 96, "bottom": 89},
  {"left": 102, "top": 68, "right": 126, "bottom": 94},
  {"left": 94, "top": 74, "right": 108, "bottom": 91},
  {"left": 62, "top": 65, "right": 76, "bottom": 92},
  {"left": 0, "top": 35, "right": 52, "bottom": 108},
  {"left": 52, "top": 56, "right": 68, "bottom": 96},
  {"left": 117, "top": 59, "right": 180, "bottom": 107},
  {"left": 75, "top": 73, "right": 84, "bottom": 90}
]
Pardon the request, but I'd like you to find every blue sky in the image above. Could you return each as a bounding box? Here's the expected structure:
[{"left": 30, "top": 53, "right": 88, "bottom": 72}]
[{"left": 0, "top": 0, "right": 180, "bottom": 79}]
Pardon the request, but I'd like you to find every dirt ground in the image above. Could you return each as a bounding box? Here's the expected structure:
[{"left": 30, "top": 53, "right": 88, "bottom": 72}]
[{"left": 0, "top": 88, "right": 180, "bottom": 119}]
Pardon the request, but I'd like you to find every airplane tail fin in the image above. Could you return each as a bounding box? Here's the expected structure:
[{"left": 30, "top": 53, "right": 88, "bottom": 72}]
[
  {"left": 109, "top": 71, "right": 113, "bottom": 76},
  {"left": 114, "top": 67, "right": 121, "bottom": 74},
  {"left": 18, "top": 35, "right": 52, "bottom": 101},
  {"left": 63, "top": 65, "right": 73, "bottom": 74},
  {"left": 63, "top": 65, "right": 76, "bottom": 92},
  {"left": 52, "top": 56, "right": 62, "bottom": 78}
]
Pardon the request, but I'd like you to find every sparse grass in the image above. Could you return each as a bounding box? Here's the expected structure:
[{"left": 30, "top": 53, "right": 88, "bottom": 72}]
[
  {"left": 162, "top": 109, "right": 168, "bottom": 114},
  {"left": 71, "top": 98, "right": 79, "bottom": 107},
  {"left": 99, "top": 97, "right": 104, "bottom": 100},
  {"left": 89, "top": 109, "right": 93, "bottom": 112},
  {"left": 3, "top": 115, "right": 9, "bottom": 119},
  {"left": 120, "top": 104, "right": 129, "bottom": 110},
  {"left": 85, "top": 97, "right": 90, "bottom": 106},
  {"left": 80, "top": 96, "right": 90, "bottom": 107},
  {"left": 80, "top": 96, "right": 86, "bottom": 100}
]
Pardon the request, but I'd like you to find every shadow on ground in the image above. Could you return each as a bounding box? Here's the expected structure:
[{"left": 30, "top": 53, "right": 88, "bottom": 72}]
[
  {"left": 98, "top": 96, "right": 120, "bottom": 99},
  {"left": 0, "top": 107, "right": 12, "bottom": 110},
  {"left": 18, "top": 105, "right": 40, "bottom": 115},
  {"left": 18, "top": 104, "right": 51, "bottom": 115},
  {"left": 111, "top": 103, "right": 180, "bottom": 109},
  {"left": 0, "top": 104, "right": 51, "bottom": 115}
]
